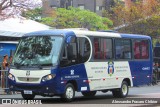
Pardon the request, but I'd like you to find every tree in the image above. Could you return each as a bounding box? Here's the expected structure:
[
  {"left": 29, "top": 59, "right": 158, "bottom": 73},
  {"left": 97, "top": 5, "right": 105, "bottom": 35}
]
[
  {"left": 22, "top": 8, "right": 42, "bottom": 22},
  {"left": 103, "top": 0, "right": 160, "bottom": 37},
  {"left": 0, "top": 0, "right": 41, "bottom": 20},
  {"left": 41, "top": 7, "right": 113, "bottom": 30}
]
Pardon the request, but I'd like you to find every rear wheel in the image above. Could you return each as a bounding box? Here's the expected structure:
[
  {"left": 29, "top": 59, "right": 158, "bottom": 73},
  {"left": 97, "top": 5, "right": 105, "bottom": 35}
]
[
  {"left": 81, "top": 91, "right": 96, "bottom": 97},
  {"left": 112, "top": 81, "right": 129, "bottom": 98},
  {"left": 61, "top": 83, "right": 75, "bottom": 102},
  {"left": 21, "top": 92, "right": 35, "bottom": 100}
]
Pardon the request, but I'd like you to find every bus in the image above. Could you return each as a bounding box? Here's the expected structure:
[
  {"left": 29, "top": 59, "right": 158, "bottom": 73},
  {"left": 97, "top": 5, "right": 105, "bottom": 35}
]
[{"left": 8, "top": 29, "right": 153, "bottom": 101}]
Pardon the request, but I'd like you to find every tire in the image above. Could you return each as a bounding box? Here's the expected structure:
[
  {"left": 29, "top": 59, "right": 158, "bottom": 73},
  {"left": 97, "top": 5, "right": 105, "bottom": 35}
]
[
  {"left": 112, "top": 81, "right": 129, "bottom": 98},
  {"left": 21, "top": 92, "right": 35, "bottom": 100},
  {"left": 81, "top": 91, "right": 96, "bottom": 97},
  {"left": 61, "top": 83, "right": 75, "bottom": 102},
  {"left": 112, "top": 90, "right": 119, "bottom": 97}
]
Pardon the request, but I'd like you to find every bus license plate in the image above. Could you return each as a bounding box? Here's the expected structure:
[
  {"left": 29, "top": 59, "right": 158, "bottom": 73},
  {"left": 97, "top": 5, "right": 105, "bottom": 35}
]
[{"left": 24, "top": 90, "right": 32, "bottom": 94}]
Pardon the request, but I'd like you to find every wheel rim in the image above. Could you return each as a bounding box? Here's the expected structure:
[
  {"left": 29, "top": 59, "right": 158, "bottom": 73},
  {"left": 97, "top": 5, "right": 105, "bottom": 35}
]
[
  {"left": 122, "top": 84, "right": 128, "bottom": 95},
  {"left": 66, "top": 87, "right": 74, "bottom": 99}
]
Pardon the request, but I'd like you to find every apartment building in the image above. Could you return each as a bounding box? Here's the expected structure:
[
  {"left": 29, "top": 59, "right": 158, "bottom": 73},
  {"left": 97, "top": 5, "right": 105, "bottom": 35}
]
[
  {"left": 42, "top": 0, "right": 147, "bottom": 17},
  {"left": 42, "top": 0, "right": 108, "bottom": 16}
]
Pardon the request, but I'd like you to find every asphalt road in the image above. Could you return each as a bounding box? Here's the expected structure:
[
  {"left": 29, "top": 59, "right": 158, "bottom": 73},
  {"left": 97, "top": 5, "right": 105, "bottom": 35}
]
[{"left": 0, "top": 84, "right": 160, "bottom": 106}]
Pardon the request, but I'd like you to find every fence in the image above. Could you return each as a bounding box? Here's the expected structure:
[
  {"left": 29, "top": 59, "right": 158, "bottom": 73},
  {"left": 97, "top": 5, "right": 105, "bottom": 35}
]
[{"left": 0, "top": 69, "right": 9, "bottom": 94}]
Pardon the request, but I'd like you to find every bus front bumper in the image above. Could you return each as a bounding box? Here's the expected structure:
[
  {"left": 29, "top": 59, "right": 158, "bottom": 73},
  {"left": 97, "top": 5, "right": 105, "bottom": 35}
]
[{"left": 8, "top": 79, "right": 65, "bottom": 96}]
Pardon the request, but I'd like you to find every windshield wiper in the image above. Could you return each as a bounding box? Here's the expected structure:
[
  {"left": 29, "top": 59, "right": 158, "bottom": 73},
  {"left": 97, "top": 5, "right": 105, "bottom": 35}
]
[{"left": 33, "top": 62, "right": 43, "bottom": 69}]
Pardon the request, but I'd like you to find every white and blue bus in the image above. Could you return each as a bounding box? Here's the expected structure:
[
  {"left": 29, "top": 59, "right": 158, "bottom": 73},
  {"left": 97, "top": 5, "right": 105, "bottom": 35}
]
[{"left": 8, "top": 29, "right": 152, "bottom": 101}]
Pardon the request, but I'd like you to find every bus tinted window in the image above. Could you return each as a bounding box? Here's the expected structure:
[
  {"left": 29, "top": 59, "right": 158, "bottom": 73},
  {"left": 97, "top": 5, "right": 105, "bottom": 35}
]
[
  {"left": 133, "top": 40, "right": 149, "bottom": 59},
  {"left": 60, "top": 37, "right": 91, "bottom": 67},
  {"left": 78, "top": 37, "right": 91, "bottom": 63},
  {"left": 93, "top": 38, "right": 112, "bottom": 60},
  {"left": 115, "top": 39, "right": 131, "bottom": 59}
]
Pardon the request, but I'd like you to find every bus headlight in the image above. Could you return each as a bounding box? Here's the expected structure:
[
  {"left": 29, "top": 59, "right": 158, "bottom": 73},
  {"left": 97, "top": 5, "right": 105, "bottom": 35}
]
[
  {"left": 8, "top": 73, "right": 15, "bottom": 81},
  {"left": 41, "top": 74, "right": 56, "bottom": 82}
]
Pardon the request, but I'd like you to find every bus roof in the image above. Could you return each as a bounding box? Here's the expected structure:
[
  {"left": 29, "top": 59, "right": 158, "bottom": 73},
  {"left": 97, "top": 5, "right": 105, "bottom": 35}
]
[{"left": 24, "top": 29, "right": 151, "bottom": 39}]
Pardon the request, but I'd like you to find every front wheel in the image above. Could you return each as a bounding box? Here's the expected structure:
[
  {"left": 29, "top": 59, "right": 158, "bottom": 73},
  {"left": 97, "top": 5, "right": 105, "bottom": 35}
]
[
  {"left": 61, "top": 83, "right": 75, "bottom": 102},
  {"left": 21, "top": 93, "right": 35, "bottom": 100},
  {"left": 112, "top": 81, "right": 129, "bottom": 98}
]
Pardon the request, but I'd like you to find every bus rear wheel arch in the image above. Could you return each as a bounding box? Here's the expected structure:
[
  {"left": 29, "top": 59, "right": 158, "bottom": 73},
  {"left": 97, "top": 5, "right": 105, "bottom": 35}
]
[{"left": 112, "top": 81, "right": 129, "bottom": 98}]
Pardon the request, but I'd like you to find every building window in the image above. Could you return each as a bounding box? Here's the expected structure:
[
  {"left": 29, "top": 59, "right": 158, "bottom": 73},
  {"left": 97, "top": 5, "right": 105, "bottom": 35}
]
[
  {"left": 78, "top": 4, "right": 85, "bottom": 10},
  {"left": 101, "top": 6, "right": 105, "bottom": 11},
  {"left": 133, "top": 40, "right": 149, "bottom": 59},
  {"left": 93, "top": 38, "right": 112, "bottom": 60},
  {"left": 96, "top": 6, "right": 100, "bottom": 11},
  {"left": 70, "top": 0, "right": 73, "bottom": 6},
  {"left": 50, "top": 5, "right": 57, "bottom": 9},
  {"left": 96, "top": 6, "right": 105, "bottom": 11},
  {"left": 115, "top": 39, "right": 131, "bottom": 59}
]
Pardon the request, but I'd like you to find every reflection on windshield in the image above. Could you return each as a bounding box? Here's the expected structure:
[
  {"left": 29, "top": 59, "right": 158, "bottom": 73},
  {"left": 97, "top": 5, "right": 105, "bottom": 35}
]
[{"left": 13, "top": 36, "right": 63, "bottom": 67}]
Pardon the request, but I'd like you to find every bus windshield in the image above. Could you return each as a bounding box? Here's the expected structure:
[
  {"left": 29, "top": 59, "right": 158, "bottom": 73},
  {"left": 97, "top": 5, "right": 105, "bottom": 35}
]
[{"left": 13, "top": 36, "right": 63, "bottom": 68}]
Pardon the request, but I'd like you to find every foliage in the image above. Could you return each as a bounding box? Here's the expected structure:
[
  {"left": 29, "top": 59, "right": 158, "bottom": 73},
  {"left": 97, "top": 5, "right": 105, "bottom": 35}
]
[
  {"left": 22, "top": 8, "right": 42, "bottom": 22},
  {"left": 103, "top": 0, "right": 160, "bottom": 37},
  {"left": 119, "top": 15, "right": 160, "bottom": 36},
  {"left": 41, "top": 7, "right": 113, "bottom": 30},
  {"left": 0, "top": 0, "right": 40, "bottom": 20}
]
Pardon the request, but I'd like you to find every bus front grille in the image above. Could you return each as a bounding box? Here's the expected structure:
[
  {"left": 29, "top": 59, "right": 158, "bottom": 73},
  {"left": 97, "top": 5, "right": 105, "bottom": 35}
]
[{"left": 17, "top": 77, "right": 40, "bottom": 82}]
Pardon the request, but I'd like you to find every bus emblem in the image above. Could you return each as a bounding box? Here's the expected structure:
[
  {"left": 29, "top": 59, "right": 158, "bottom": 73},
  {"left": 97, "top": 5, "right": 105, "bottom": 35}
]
[
  {"left": 108, "top": 62, "right": 114, "bottom": 76},
  {"left": 70, "top": 70, "right": 74, "bottom": 75},
  {"left": 26, "top": 71, "right": 30, "bottom": 76}
]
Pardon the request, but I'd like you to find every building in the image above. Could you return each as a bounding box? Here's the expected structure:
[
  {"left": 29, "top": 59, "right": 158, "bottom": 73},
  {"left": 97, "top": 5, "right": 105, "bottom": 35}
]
[
  {"left": 42, "top": 0, "right": 107, "bottom": 16},
  {"left": 42, "top": 0, "right": 148, "bottom": 17}
]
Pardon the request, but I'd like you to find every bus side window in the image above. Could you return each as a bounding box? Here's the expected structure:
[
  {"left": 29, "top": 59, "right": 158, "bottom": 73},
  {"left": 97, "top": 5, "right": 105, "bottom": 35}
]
[
  {"left": 93, "top": 38, "right": 112, "bottom": 60},
  {"left": 134, "top": 41, "right": 141, "bottom": 59},
  {"left": 133, "top": 40, "right": 149, "bottom": 59},
  {"left": 60, "top": 43, "right": 77, "bottom": 67},
  {"left": 115, "top": 39, "right": 131, "bottom": 59},
  {"left": 141, "top": 40, "right": 149, "bottom": 59},
  {"left": 77, "top": 37, "right": 91, "bottom": 63},
  {"left": 60, "top": 37, "right": 91, "bottom": 67},
  {"left": 94, "top": 39, "right": 99, "bottom": 59}
]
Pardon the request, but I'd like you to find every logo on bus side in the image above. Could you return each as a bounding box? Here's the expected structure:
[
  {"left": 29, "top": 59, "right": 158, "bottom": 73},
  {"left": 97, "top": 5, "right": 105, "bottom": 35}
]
[
  {"left": 70, "top": 70, "right": 74, "bottom": 75},
  {"left": 108, "top": 62, "right": 114, "bottom": 76}
]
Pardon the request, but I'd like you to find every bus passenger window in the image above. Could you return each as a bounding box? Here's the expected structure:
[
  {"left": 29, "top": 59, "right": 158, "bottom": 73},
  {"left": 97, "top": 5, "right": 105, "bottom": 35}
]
[
  {"left": 141, "top": 40, "right": 149, "bottom": 59},
  {"left": 115, "top": 39, "right": 131, "bottom": 59},
  {"left": 134, "top": 41, "right": 141, "bottom": 59},
  {"left": 77, "top": 37, "right": 91, "bottom": 63},
  {"left": 93, "top": 38, "right": 112, "bottom": 60},
  {"left": 133, "top": 40, "right": 149, "bottom": 59},
  {"left": 94, "top": 38, "right": 100, "bottom": 59}
]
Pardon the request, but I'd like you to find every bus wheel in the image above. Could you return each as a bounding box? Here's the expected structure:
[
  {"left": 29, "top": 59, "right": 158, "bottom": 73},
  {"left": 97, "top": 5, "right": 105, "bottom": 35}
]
[
  {"left": 81, "top": 91, "right": 96, "bottom": 97},
  {"left": 21, "top": 93, "right": 35, "bottom": 100},
  {"left": 112, "top": 81, "right": 129, "bottom": 98},
  {"left": 61, "top": 83, "right": 75, "bottom": 102}
]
